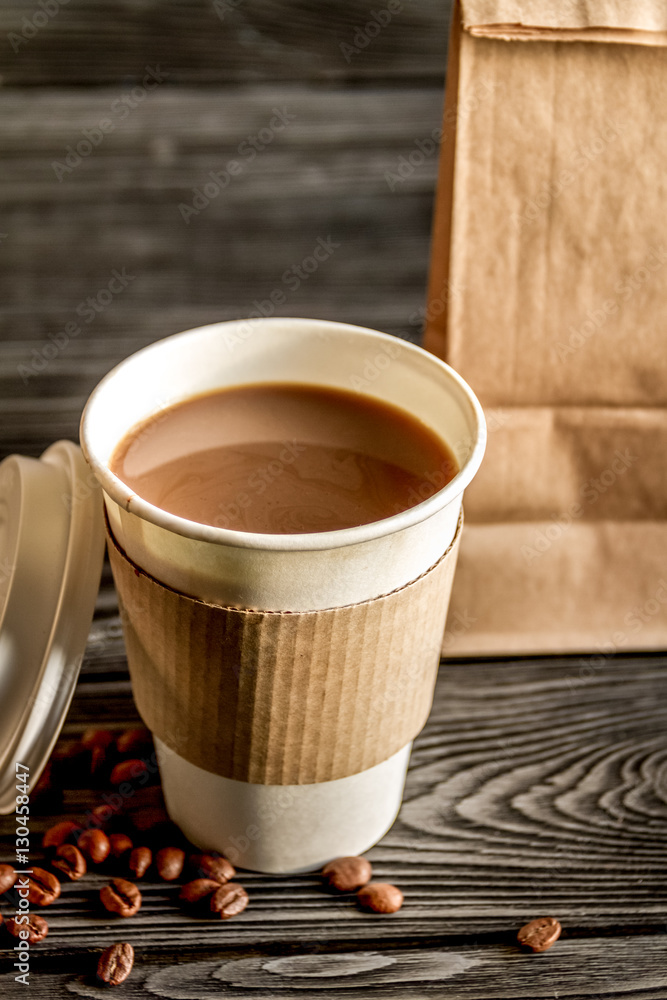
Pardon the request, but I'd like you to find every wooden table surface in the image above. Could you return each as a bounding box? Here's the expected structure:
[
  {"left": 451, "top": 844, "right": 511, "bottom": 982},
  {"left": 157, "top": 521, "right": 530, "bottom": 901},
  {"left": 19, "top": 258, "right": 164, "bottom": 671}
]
[
  {"left": 0, "top": 647, "right": 666, "bottom": 997},
  {"left": 1, "top": 1, "right": 666, "bottom": 994}
]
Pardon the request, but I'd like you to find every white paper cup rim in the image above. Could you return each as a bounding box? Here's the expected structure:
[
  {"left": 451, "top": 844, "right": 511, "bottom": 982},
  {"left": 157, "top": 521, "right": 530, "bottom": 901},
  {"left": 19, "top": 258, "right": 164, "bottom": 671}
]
[{"left": 80, "top": 318, "right": 486, "bottom": 553}]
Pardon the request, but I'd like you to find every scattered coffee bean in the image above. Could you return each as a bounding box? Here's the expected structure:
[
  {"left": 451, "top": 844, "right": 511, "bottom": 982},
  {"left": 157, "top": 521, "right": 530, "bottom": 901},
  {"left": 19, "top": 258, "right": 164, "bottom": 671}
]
[
  {"left": 322, "top": 856, "right": 372, "bottom": 892},
  {"left": 27, "top": 868, "right": 61, "bottom": 907},
  {"left": 78, "top": 829, "right": 111, "bottom": 865},
  {"left": 128, "top": 806, "right": 170, "bottom": 837},
  {"left": 42, "top": 820, "right": 81, "bottom": 850},
  {"left": 0, "top": 864, "right": 17, "bottom": 895},
  {"left": 127, "top": 785, "right": 164, "bottom": 809},
  {"left": 110, "top": 759, "right": 149, "bottom": 785},
  {"left": 81, "top": 729, "right": 114, "bottom": 752},
  {"left": 50, "top": 737, "right": 81, "bottom": 765},
  {"left": 129, "top": 846, "right": 152, "bottom": 879},
  {"left": 6, "top": 914, "right": 48, "bottom": 944},
  {"left": 517, "top": 916, "right": 562, "bottom": 952},
  {"left": 81, "top": 729, "right": 114, "bottom": 777},
  {"left": 116, "top": 728, "right": 152, "bottom": 756},
  {"left": 52, "top": 844, "right": 87, "bottom": 881},
  {"left": 90, "top": 804, "right": 116, "bottom": 829},
  {"left": 156, "top": 847, "right": 185, "bottom": 881},
  {"left": 357, "top": 882, "right": 403, "bottom": 914},
  {"left": 109, "top": 833, "right": 133, "bottom": 860},
  {"left": 190, "top": 853, "right": 235, "bottom": 884},
  {"left": 179, "top": 879, "right": 220, "bottom": 905},
  {"left": 209, "top": 883, "right": 249, "bottom": 920},
  {"left": 100, "top": 878, "right": 142, "bottom": 918},
  {"left": 97, "top": 942, "right": 134, "bottom": 986}
]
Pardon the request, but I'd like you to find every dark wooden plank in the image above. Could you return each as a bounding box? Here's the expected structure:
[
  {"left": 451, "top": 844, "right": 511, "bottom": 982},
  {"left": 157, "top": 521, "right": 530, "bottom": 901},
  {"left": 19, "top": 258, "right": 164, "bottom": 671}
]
[
  {"left": 0, "top": 86, "right": 442, "bottom": 456},
  {"left": 1, "top": 935, "right": 666, "bottom": 998},
  {"left": 0, "top": 0, "right": 451, "bottom": 86},
  {"left": 0, "top": 657, "right": 665, "bottom": 957}
]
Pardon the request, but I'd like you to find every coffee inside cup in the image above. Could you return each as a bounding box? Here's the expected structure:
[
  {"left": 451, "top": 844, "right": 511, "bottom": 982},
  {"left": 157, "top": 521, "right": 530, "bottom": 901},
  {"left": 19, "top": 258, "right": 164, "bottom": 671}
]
[{"left": 109, "top": 382, "right": 458, "bottom": 534}]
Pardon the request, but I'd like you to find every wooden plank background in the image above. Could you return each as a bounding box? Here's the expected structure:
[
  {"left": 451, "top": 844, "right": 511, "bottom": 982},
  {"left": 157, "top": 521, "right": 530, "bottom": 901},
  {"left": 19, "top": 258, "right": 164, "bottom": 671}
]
[{"left": 0, "top": 0, "right": 451, "bottom": 459}]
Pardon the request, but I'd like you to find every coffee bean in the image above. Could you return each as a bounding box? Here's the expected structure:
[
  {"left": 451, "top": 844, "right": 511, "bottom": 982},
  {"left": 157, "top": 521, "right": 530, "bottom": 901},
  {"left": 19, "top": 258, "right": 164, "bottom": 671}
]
[
  {"left": 179, "top": 879, "right": 220, "bottom": 905},
  {"left": 189, "top": 853, "right": 235, "bottom": 884},
  {"left": 90, "top": 804, "right": 115, "bottom": 829},
  {"left": 0, "top": 864, "right": 17, "bottom": 895},
  {"left": 129, "top": 846, "right": 152, "bottom": 879},
  {"left": 100, "top": 878, "right": 142, "bottom": 918},
  {"left": 357, "top": 882, "right": 403, "bottom": 914},
  {"left": 127, "top": 785, "right": 164, "bottom": 810},
  {"left": 116, "top": 728, "right": 152, "bottom": 756},
  {"left": 42, "top": 820, "right": 81, "bottom": 850},
  {"left": 97, "top": 942, "right": 134, "bottom": 986},
  {"left": 51, "top": 737, "right": 81, "bottom": 764},
  {"left": 110, "top": 759, "right": 149, "bottom": 785},
  {"left": 209, "top": 883, "right": 249, "bottom": 920},
  {"left": 81, "top": 729, "right": 114, "bottom": 778},
  {"left": 322, "top": 856, "right": 372, "bottom": 892},
  {"left": 81, "top": 728, "right": 114, "bottom": 752},
  {"left": 52, "top": 844, "right": 87, "bottom": 881},
  {"left": 6, "top": 914, "right": 48, "bottom": 944},
  {"left": 517, "top": 916, "right": 562, "bottom": 952},
  {"left": 128, "top": 806, "right": 170, "bottom": 837},
  {"left": 109, "top": 833, "right": 133, "bottom": 860},
  {"left": 78, "top": 829, "right": 111, "bottom": 865},
  {"left": 156, "top": 847, "right": 185, "bottom": 882},
  {"left": 27, "top": 868, "right": 61, "bottom": 907}
]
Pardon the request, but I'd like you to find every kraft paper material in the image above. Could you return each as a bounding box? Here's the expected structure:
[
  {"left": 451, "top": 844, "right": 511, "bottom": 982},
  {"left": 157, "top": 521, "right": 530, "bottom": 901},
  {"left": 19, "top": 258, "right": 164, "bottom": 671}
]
[
  {"left": 462, "top": 0, "right": 667, "bottom": 44},
  {"left": 107, "top": 515, "right": 462, "bottom": 786},
  {"left": 426, "top": 0, "right": 667, "bottom": 655}
]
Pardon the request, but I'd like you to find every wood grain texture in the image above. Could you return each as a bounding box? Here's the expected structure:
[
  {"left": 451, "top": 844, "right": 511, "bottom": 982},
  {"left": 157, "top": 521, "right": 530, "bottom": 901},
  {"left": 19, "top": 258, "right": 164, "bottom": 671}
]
[
  {"left": 0, "top": 86, "right": 441, "bottom": 458},
  {"left": 0, "top": 935, "right": 666, "bottom": 998},
  {"left": 0, "top": 656, "right": 665, "bottom": 960},
  {"left": 0, "top": 0, "right": 451, "bottom": 85}
]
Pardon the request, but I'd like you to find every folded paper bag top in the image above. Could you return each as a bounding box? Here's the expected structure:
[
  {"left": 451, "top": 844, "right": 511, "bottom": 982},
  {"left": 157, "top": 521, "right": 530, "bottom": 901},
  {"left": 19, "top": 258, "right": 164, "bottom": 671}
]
[
  {"left": 79, "top": 318, "right": 486, "bottom": 871},
  {"left": 461, "top": 0, "right": 667, "bottom": 42}
]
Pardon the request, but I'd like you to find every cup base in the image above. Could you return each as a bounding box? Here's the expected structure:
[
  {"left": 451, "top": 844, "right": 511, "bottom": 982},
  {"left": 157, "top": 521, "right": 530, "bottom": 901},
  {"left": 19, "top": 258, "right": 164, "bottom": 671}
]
[{"left": 155, "top": 738, "right": 411, "bottom": 874}]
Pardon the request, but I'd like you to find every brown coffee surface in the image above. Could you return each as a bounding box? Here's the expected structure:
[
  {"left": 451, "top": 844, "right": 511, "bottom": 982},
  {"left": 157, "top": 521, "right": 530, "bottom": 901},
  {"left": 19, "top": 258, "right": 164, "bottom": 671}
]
[{"left": 109, "top": 383, "right": 457, "bottom": 533}]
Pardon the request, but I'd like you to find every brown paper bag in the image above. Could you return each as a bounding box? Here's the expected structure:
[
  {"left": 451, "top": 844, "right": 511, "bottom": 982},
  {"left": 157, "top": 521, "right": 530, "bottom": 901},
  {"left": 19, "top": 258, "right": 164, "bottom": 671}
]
[{"left": 427, "top": 0, "right": 667, "bottom": 655}]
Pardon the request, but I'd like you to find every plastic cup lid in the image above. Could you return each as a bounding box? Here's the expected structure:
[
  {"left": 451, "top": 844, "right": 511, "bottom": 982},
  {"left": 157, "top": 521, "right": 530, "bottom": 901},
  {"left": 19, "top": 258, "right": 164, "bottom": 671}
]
[{"left": 0, "top": 441, "right": 105, "bottom": 814}]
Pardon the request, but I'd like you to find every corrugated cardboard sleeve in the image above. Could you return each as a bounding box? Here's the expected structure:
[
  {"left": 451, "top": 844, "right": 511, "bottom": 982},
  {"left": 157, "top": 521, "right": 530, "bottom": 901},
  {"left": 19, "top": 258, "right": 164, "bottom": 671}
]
[{"left": 107, "top": 514, "right": 462, "bottom": 785}]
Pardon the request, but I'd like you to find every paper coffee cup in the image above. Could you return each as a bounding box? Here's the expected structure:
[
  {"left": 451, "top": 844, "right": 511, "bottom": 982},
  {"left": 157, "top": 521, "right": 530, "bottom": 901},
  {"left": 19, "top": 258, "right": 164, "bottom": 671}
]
[{"left": 81, "top": 318, "right": 485, "bottom": 873}]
